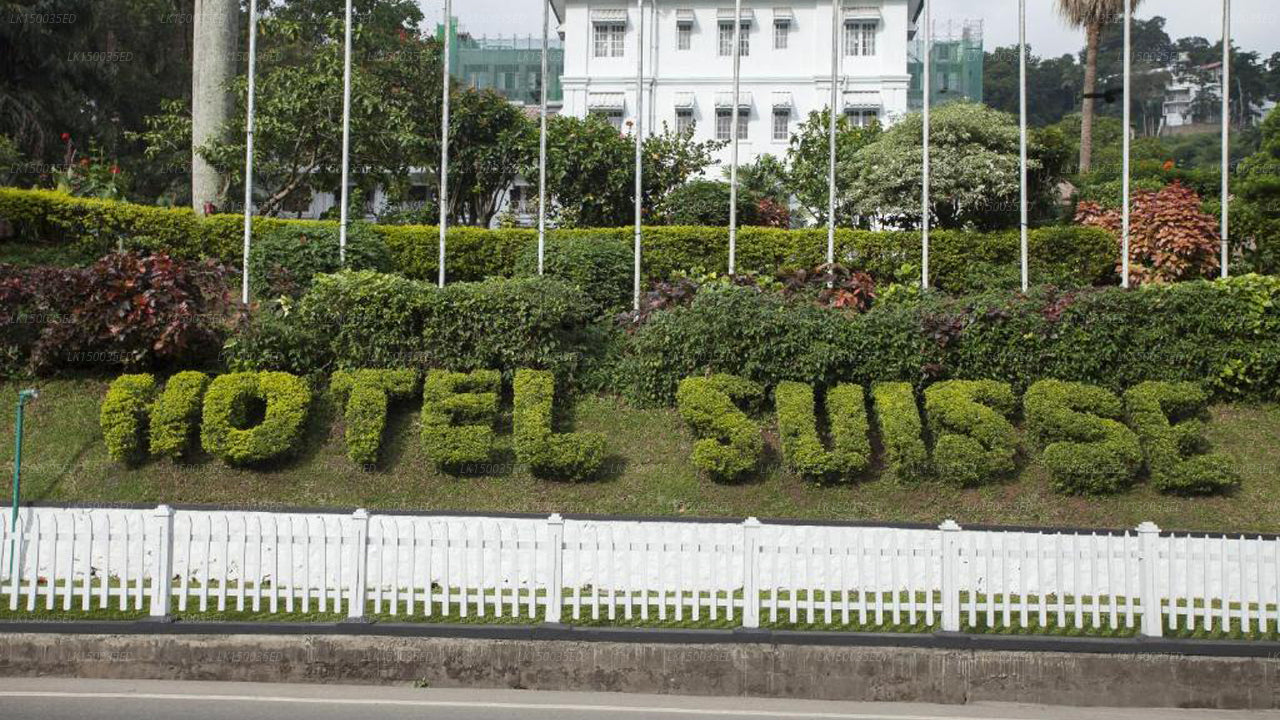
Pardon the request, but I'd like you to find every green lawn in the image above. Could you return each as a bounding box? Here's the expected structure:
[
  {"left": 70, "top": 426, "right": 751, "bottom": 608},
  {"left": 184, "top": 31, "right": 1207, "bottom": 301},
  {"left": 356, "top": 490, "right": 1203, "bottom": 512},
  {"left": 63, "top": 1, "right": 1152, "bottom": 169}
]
[{"left": 2, "top": 378, "right": 1279, "bottom": 532}]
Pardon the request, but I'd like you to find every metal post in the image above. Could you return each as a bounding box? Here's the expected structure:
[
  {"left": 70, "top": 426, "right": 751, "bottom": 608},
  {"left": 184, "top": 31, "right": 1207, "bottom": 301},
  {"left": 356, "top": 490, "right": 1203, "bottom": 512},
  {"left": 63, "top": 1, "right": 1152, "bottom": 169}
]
[
  {"left": 1121, "top": 0, "right": 1132, "bottom": 289},
  {"left": 826, "top": 0, "right": 840, "bottom": 266},
  {"left": 921, "top": 0, "right": 930, "bottom": 290},
  {"left": 438, "top": 0, "right": 452, "bottom": 289},
  {"left": 538, "top": 0, "right": 551, "bottom": 276},
  {"left": 728, "top": 0, "right": 742, "bottom": 276},
  {"left": 241, "top": 0, "right": 259, "bottom": 305},
  {"left": 338, "top": 0, "right": 353, "bottom": 265},
  {"left": 1018, "top": 0, "right": 1028, "bottom": 292},
  {"left": 1220, "top": 0, "right": 1231, "bottom": 278},
  {"left": 8, "top": 390, "right": 34, "bottom": 577},
  {"left": 633, "top": 0, "right": 645, "bottom": 311}
]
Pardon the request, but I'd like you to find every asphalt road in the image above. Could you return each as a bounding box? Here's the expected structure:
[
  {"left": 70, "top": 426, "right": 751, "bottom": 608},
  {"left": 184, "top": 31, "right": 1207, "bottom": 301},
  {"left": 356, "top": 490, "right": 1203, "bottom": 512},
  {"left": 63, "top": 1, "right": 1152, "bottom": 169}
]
[{"left": 0, "top": 679, "right": 1276, "bottom": 720}]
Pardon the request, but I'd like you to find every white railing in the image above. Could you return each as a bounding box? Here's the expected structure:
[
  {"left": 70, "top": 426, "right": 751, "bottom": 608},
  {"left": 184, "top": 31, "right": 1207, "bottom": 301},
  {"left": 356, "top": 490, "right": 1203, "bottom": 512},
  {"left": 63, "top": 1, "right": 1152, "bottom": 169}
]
[{"left": 1, "top": 506, "right": 1277, "bottom": 638}]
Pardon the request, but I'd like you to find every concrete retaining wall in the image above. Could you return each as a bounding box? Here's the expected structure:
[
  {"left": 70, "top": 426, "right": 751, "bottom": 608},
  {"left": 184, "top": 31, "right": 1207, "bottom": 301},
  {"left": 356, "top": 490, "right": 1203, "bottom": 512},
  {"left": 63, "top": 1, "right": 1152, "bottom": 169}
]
[{"left": 2, "top": 629, "right": 1280, "bottom": 709}]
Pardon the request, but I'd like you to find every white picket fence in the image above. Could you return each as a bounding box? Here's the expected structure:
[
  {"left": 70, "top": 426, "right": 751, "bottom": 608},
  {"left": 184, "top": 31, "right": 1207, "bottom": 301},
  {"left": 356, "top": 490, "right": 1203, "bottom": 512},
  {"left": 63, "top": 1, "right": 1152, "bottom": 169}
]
[{"left": 2, "top": 505, "right": 1278, "bottom": 637}]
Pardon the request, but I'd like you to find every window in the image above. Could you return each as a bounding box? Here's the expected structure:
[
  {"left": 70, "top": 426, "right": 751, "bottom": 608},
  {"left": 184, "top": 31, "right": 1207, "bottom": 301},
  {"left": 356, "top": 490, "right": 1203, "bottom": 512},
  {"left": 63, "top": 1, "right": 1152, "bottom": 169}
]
[
  {"left": 843, "top": 21, "right": 876, "bottom": 56},
  {"left": 718, "top": 22, "right": 749, "bottom": 57},
  {"left": 676, "top": 109, "right": 695, "bottom": 135},
  {"left": 677, "top": 24, "right": 692, "bottom": 50},
  {"left": 593, "top": 23, "right": 626, "bottom": 58},
  {"left": 716, "top": 109, "right": 747, "bottom": 141},
  {"left": 844, "top": 109, "right": 878, "bottom": 128},
  {"left": 773, "top": 22, "right": 789, "bottom": 50},
  {"left": 772, "top": 109, "right": 790, "bottom": 141},
  {"left": 592, "top": 110, "right": 625, "bottom": 131}
]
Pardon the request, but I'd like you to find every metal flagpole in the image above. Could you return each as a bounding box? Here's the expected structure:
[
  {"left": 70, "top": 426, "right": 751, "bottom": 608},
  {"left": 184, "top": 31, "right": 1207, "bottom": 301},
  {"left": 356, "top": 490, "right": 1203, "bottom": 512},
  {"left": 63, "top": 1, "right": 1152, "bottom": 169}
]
[
  {"left": 538, "top": 0, "right": 550, "bottom": 276},
  {"left": 438, "top": 0, "right": 452, "bottom": 288},
  {"left": 1121, "top": 0, "right": 1131, "bottom": 289},
  {"left": 728, "top": 0, "right": 742, "bottom": 276},
  {"left": 826, "top": 0, "right": 839, "bottom": 266},
  {"left": 633, "top": 0, "right": 645, "bottom": 310},
  {"left": 241, "top": 0, "right": 259, "bottom": 305},
  {"left": 338, "top": 0, "right": 353, "bottom": 265},
  {"left": 1220, "top": 0, "right": 1231, "bottom": 278},
  {"left": 1018, "top": 0, "right": 1028, "bottom": 292},
  {"left": 921, "top": 0, "right": 930, "bottom": 290}
]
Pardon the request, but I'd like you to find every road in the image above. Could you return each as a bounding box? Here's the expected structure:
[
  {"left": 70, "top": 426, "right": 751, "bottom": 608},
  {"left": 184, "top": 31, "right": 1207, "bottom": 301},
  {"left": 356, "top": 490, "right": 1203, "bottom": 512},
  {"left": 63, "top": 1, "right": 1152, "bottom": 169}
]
[{"left": 0, "top": 679, "right": 1275, "bottom": 720}]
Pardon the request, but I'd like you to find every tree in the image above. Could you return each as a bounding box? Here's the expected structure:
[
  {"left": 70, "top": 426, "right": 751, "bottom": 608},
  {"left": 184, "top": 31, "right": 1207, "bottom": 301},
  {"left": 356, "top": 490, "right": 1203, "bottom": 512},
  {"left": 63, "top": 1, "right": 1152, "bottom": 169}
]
[
  {"left": 191, "top": 0, "right": 239, "bottom": 213},
  {"left": 1233, "top": 106, "right": 1280, "bottom": 274},
  {"left": 1057, "top": 0, "right": 1142, "bottom": 172},
  {"left": 984, "top": 47, "right": 1084, "bottom": 128},
  {"left": 444, "top": 88, "right": 534, "bottom": 227},
  {"left": 784, "top": 109, "right": 881, "bottom": 225}
]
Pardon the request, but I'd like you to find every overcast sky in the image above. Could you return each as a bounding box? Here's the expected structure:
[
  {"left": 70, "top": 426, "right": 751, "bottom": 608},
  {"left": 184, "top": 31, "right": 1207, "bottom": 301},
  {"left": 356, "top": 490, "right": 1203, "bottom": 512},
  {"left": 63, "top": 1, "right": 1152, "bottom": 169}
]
[{"left": 418, "top": 0, "right": 1279, "bottom": 58}]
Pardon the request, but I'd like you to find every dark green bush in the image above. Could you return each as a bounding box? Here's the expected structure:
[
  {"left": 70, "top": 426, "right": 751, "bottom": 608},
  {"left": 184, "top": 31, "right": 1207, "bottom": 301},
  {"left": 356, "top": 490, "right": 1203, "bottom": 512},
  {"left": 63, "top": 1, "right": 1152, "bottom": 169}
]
[
  {"left": 656, "top": 181, "right": 762, "bottom": 227},
  {"left": 676, "top": 374, "right": 763, "bottom": 481},
  {"left": 924, "top": 380, "right": 1018, "bottom": 487},
  {"left": 200, "top": 372, "right": 312, "bottom": 465},
  {"left": 294, "top": 271, "right": 428, "bottom": 370},
  {"left": 870, "top": 382, "right": 931, "bottom": 484},
  {"left": 100, "top": 374, "right": 156, "bottom": 463},
  {"left": 514, "top": 235, "right": 633, "bottom": 314},
  {"left": 149, "top": 371, "right": 210, "bottom": 459},
  {"left": 512, "top": 370, "right": 607, "bottom": 480},
  {"left": 420, "top": 369, "right": 501, "bottom": 472},
  {"left": 1124, "top": 381, "right": 1241, "bottom": 495},
  {"left": 775, "top": 381, "right": 870, "bottom": 482},
  {"left": 1023, "top": 379, "right": 1141, "bottom": 495},
  {"left": 331, "top": 369, "right": 419, "bottom": 467},
  {"left": 248, "top": 222, "right": 391, "bottom": 298}
]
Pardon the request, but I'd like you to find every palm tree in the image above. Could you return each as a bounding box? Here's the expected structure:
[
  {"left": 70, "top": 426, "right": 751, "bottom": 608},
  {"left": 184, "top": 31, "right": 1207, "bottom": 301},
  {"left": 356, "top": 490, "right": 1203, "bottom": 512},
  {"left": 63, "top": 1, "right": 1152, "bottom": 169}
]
[{"left": 1057, "top": 0, "right": 1141, "bottom": 173}]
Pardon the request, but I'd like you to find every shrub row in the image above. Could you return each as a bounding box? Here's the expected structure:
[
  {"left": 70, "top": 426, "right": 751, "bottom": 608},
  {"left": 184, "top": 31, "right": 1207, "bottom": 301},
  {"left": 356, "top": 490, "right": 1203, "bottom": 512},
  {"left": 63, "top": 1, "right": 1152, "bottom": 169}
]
[{"left": 0, "top": 187, "right": 1117, "bottom": 293}]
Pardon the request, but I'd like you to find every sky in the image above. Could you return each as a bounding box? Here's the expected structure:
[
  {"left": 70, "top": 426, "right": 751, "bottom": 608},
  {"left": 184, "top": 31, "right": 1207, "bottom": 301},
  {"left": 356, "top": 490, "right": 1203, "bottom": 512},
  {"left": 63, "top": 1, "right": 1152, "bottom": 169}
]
[{"left": 416, "top": 0, "right": 1279, "bottom": 58}]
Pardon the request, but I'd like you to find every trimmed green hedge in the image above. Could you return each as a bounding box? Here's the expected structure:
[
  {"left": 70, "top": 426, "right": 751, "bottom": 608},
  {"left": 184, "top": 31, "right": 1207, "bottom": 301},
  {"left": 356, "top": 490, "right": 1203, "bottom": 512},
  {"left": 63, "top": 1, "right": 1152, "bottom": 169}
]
[
  {"left": 420, "top": 369, "right": 501, "bottom": 472},
  {"left": 923, "top": 380, "right": 1019, "bottom": 488},
  {"left": 512, "top": 370, "right": 607, "bottom": 480},
  {"left": 1023, "top": 379, "right": 1142, "bottom": 495},
  {"left": 100, "top": 374, "right": 156, "bottom": 463},
  {"left": 676, "top": 374, "right": 764, "bottom": 482},
  {"left": 248, "top": 221, "right": 391, "bottom": 298},
  {"left": 200, "top": 372, "right": 312, "bottom": 465},
  {"left": 1124, "top": 381, "right": 1241, "bottom": 495},
  {"left": 331, "top": 369, "right": 419, "bottom": 467},
  {"left": 0, "top": 187, "right": 1116, "bottom": 292},
  {"left": 149, "top": 371, "right": 210, "bottom": 459},
  {"left": 775, "top": 381, "right": 871, "bottom": 482},
  {"left": 870, "top": 382, "right": 931, "bottom": 484}
]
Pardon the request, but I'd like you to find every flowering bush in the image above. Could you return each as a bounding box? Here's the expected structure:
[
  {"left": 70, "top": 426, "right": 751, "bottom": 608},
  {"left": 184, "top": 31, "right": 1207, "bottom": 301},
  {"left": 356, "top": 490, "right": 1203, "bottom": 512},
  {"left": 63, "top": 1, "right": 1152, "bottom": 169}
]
[{"left": 1076, "top": 181, "right": 1220, "bottom": 285}]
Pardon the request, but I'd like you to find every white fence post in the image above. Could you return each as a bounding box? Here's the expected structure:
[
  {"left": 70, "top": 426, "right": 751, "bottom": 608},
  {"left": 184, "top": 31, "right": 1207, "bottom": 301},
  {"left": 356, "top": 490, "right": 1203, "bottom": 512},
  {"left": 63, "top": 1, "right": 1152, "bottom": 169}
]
[
  {"left": 939, "top": 519, "right": 961, "bottom": 632},
  {"left": 545, "top": 513, "right": 565, "bottom": 624},
  {"left": 348, "top": 509, "right": 369, "bottom": 619},
  {"left": 1138, "top": 522, "right": 1164, "bottom": 638},
  {"left": 149, "top": 505, "right": 175, "bottom": 618},
  {"left": 742, "top": 517, "right": 761, "bottom": 629}
]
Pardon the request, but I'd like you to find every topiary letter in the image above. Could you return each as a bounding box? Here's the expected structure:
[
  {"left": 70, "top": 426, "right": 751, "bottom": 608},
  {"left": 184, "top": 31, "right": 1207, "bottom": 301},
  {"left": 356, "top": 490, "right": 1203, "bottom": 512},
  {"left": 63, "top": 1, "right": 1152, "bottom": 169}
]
[
  {"left": 101, "top": 374, "right": 157, "bottom": 463},
  {"left": 870, "top": 382, "right": 931, "bottom": 483},
  {"left": 201, "top": 372, "right": 312, "bottom": 465},
  {"left": 1024, "top": 379, "right": 1141, "bottom": 495},
  {"left": 1124, "top": 381, "right": 1240, "bottom": 495},
  {"left": 149, "top": 371, "right": 210, "bottom": 459},
  {"left": 331, "top": 369, "right": 419, "bottom": 467},
  {"left": 924, "top": 380, "right": 1018, "bottom": 487},
  {"left": 775, "top": 381, "right": 870, "bottom": 481},
  {"left": 676, "top": 374, "right": 763, "bottom": 481},
  {"left": 420, "top": 369, "right": 501, "bottom": 472},
  {"left": 512, "top": 370, "right": 607, "bottom": 480}
]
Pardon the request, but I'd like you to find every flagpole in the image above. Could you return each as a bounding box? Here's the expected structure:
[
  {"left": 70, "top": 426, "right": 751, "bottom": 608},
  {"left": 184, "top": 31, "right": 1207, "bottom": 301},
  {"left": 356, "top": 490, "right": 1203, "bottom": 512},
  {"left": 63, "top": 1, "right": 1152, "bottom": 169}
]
[
  {"left": 438, "top": 0, "right": 451, "bottom": 288},
  {"left": 1220, "top": 0, "right": 1231, "bottom": 278},
  {"left": 538, "top": 0, "right": 550, "bottom": 276},
  {"left": 1121, "top": 0, "right": 1131, "bottom": 289},
  {"left": 921, "top": 0, "right": 930, "bottom": 290},
  {"left": 240, "top": 0, "right": 259, "bottom": 305},
  {"left": 338, "top": 0, "right": 353, "bottom": 265},
  {"left": 633, "top": 0, "right": 645, "bottom": 310},
  {"left": 826, "top": 0, "right": 839, "bottom": 266},
  {"left": 1018, "top": 0, "right": 1028, "bottom": 292},
  {"left": 728, "top": 0, "right": 742, "bottom": 276}
]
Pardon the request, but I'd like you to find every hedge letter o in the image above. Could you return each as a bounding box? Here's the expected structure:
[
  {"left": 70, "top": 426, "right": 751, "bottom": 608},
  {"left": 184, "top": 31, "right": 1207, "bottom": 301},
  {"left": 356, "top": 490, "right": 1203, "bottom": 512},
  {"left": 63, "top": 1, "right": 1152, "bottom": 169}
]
[{"left": 201, "top": 372, "right": 312, "bottom": 465}]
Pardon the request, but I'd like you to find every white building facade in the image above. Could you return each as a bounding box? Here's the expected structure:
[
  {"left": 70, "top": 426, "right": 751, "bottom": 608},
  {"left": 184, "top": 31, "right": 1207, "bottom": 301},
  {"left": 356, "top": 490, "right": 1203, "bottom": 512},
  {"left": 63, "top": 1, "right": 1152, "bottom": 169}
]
[{"left": 552, "top": 0, "right": 924, "bottom": 167}]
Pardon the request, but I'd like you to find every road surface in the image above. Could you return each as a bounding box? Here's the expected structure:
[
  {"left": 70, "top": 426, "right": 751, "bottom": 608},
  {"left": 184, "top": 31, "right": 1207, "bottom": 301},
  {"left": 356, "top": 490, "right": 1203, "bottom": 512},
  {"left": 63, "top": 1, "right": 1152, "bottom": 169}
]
[{"left": 0, "top": 678, "right": 1274, "bottom": 720}]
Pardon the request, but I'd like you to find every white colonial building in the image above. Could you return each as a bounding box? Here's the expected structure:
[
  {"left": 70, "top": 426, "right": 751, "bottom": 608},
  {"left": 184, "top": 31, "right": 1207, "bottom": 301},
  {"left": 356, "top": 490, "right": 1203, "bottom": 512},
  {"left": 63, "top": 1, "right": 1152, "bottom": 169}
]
[{"left": 551, "top": 0, "right": 924, "bottom": 166}]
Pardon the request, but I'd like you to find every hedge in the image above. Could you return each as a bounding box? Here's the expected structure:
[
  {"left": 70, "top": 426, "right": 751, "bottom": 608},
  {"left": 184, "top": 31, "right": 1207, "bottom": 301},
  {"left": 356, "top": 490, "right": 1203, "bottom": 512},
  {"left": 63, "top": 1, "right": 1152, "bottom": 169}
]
[
  {"left": 100, "top": 374, "right": 157, "bottom": 463},
  {"left": 1023, "top": 379, "right": 1142, "bottom": 495},
  {"left": 512, "top": 370, "right": 607, "bottom": 480},
  {"left": 676, "top": 374, "right": 764, "bottom": 482},
  {"left": 0, "top": 187, "right": 1116, "bottom": 291},
  {"left": 870, "top": 382, "right": 931, "bottom": 484},
  {"left": 1123, "top": 381, "right": 1241, "bottom": 495},
  {"left": 149, "top": 371, "right": 210, "bottom": 459},
  {"left": 200, "top": 372, "right": 312, "bottom": 465},
  {"left": 775, "top": 381, "right": 870, "bottom": 482},
  {"left": 331, "top": 369, "right": 419, "bottom": 467},
  {"left": 420, "top": 369, "right": 501, "bottom": 472},
  {"left": 923, "top": 380, "right": 1019, "bottom": 488}
]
